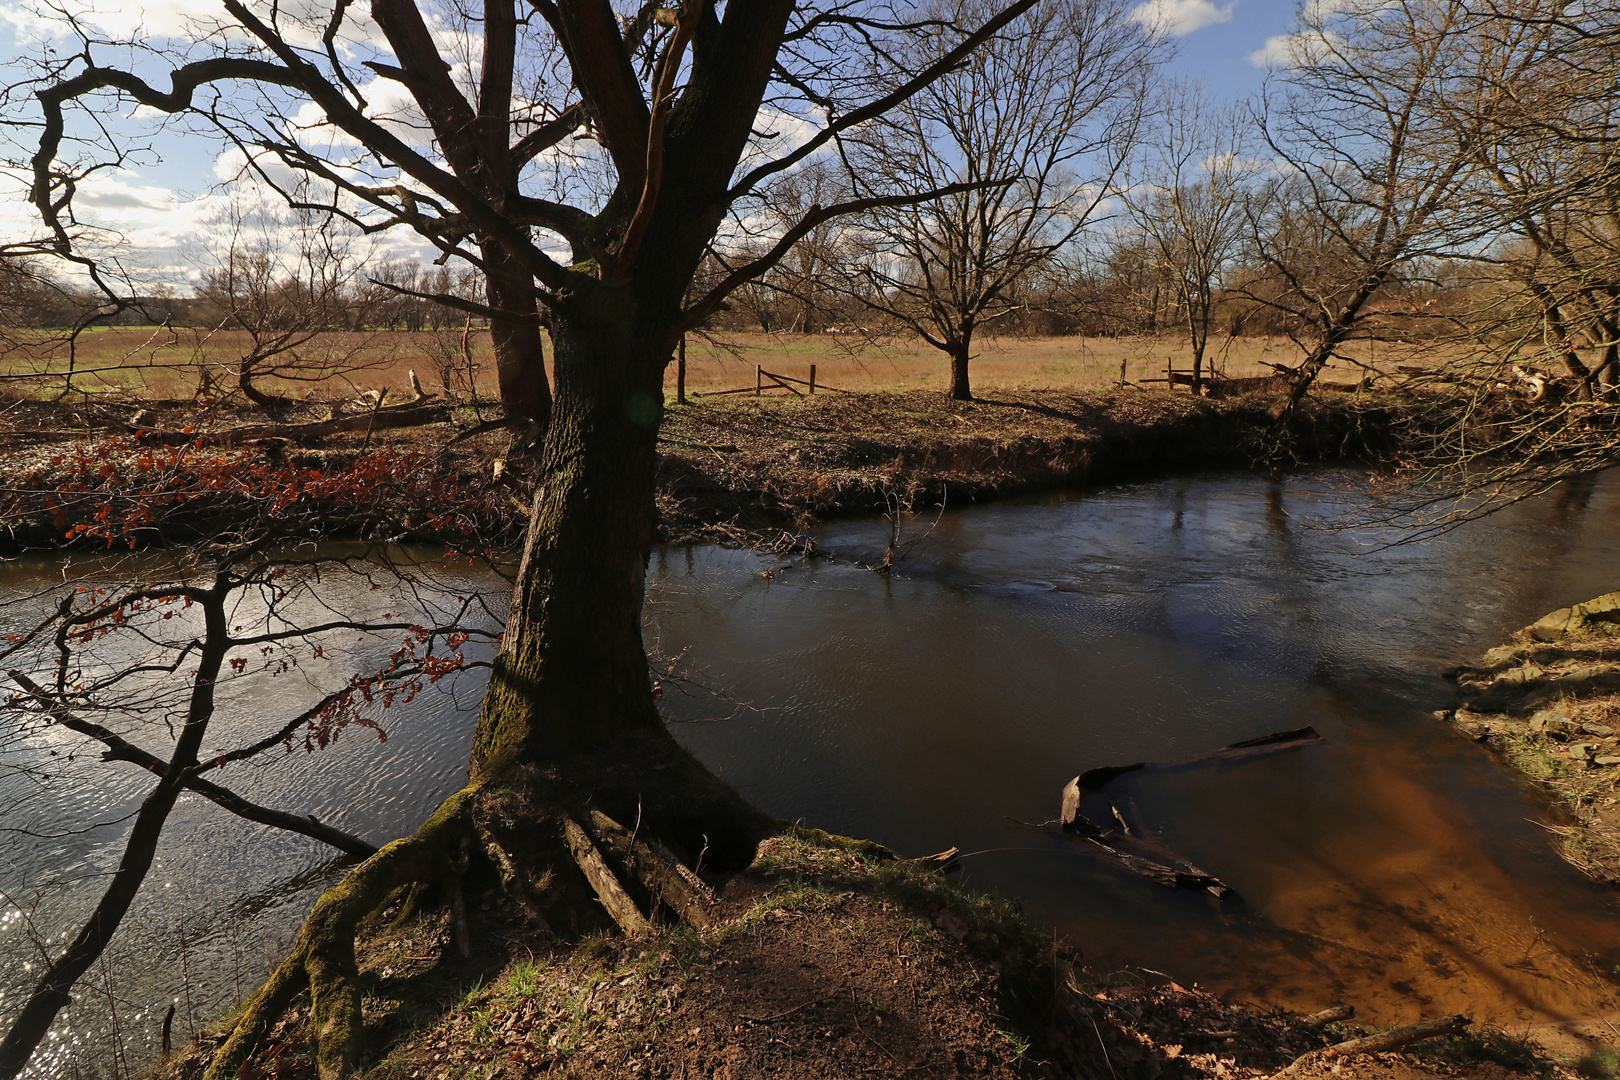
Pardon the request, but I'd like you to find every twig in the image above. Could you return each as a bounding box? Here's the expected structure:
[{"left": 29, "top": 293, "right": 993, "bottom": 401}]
[
  {"left": 739, "top": 995, "right": 831, "bottom": 1023},
  {"left": 1274, "top": 1014, "right": 1471, "bottom": 1076}
]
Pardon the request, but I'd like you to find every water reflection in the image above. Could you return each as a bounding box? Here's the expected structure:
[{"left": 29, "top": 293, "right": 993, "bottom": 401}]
[
  {"left": 0, "top": 549, "right": 498, "bottom": 1078},
  {"left": 653, "top": 468, "right": 1620, "bottom": 1027},
  {"left": 5, "top": 468, "right": 1620, "bottom": 1079}
]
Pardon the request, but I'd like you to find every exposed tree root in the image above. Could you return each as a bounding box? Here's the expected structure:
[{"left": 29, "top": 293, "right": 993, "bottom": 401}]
[
  {"left": 199, "top": 732, "right": 775, "bottom": 1078},
  {"left": 203, "top": 786, "right": 481, "bottom": 1080},
  {"left": 586, "top": 808, "right": 718, "bottom": 931}
]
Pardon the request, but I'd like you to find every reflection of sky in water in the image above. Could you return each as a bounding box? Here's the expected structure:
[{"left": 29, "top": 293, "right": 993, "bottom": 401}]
[
  {"left": 4, "top": 468, "right": 1620, "bottom": 1077},
  {"left": 653, "top": 468, "right": 1620, "bottom": 1027}
]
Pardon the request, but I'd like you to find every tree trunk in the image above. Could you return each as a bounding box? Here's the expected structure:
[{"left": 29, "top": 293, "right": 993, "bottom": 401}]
[
  {"left": 483, "top": 243, "right": 553, "bottom": 429},
  {"left": 238, "top": 356, "right": 291, "bottom": 412},
  {"left": 471, "top": 299, "right": 668, "bottom": 776},
  {"left": 948, "top": 330, "right": 974, "bottom": 401}
]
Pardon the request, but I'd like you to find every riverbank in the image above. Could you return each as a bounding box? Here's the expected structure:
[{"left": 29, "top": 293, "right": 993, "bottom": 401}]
[
  {"left": 11, "top": 384, "right": 1601, "bottom": 1080},
  {"left": 1445, "top": 594, "right": 1620, "bottom": 886},
  {"left": 0, "top": 385, "right": 1400, "bottom": 554},
  {"left": 154, "top": 826, "right": 1556, "bottom": 1080}
]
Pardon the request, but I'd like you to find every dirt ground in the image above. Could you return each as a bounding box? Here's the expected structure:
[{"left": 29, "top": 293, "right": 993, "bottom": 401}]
[
  {"left": 1444, "top": 594, "right": 1620, "bottom": 886},
  {"left": 155, "top": 829, "right": 1579, "bottom": 1080}
]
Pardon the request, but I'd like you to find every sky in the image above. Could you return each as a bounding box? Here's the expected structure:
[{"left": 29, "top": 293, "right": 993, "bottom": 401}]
[{"left": 0, "top": 0, "right": 1305, "bottom": 286}]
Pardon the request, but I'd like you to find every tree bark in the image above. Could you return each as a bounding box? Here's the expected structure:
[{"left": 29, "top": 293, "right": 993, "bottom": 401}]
[
  {"left": 482, "top": 243, "right": 552, "bottom": 428},
  {"left": 471, "top": 297, "right": 669, "bottom": 775},
  {"left": 948, "top": 329, "right": 974, "bottom": 401}
]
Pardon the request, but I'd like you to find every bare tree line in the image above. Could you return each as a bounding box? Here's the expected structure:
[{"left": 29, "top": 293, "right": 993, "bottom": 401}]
[{"left": 5, "top": 0, "right": 1615, "bottom": 417}]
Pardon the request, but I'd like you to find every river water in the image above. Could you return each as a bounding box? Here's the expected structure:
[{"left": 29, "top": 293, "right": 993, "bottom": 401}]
[{"left": 4, "top": 467, "right": 1620, "bottom": 1075}]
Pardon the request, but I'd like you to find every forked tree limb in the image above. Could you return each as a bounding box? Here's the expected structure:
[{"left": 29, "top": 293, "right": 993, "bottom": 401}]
[{"left": 563, "top": 817, "right": 649, "bottom": 936}]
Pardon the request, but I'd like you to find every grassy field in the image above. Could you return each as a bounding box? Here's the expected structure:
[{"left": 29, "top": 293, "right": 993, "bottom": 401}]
[{"left": 0, "top": 325, "right": 1430, "bottom": 403}]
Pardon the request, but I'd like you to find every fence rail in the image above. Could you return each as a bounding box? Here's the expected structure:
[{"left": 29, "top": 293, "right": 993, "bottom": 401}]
[{"left": 693, "top": 364, "right": 852, "bottom": 398}]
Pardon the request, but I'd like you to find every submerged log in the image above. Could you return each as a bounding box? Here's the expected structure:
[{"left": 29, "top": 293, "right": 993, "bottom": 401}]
[
  {"left": 1056, "top": 727, "right": 1324, "bottom": 897},
  {"left": 1070, "top": 726, "right": 1324, "bottom": 795}
]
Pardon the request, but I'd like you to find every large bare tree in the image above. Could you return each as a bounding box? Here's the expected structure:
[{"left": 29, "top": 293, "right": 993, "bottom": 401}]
[
  {"left": 1355, "top": 0, "right": 1620, "bottom": 531},
  {"left": 1241, "top": 0, "right": 1482, "bottom": 410},
  {"left": 2, "top": 0, "right": 1055, "bottom": 1075},
  {"left": 815, "top": 0, "right": 1155, "bottom": 400}
]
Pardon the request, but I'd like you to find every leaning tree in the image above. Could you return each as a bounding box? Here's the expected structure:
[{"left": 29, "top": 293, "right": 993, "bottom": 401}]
[
  {"left": 1242, "top": 0, "right": 1484, "bottom": 411},
  {"left": 1, "top": 0, "right": 1062, "bottom": 1074}
]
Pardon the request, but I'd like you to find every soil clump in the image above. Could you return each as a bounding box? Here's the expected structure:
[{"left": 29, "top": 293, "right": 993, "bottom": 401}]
[{"left": 1444, "top": 593, "right": 1620, "bottom": 885}]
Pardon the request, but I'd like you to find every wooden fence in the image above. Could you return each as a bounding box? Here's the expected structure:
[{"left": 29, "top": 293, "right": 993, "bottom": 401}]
[{"left": 692, "top": 364, "right": 851, "bottom": 398}]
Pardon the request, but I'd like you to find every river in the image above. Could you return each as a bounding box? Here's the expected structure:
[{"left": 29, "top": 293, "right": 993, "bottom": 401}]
[{"left": 3, "top": 466, "right": 1619, "bottom": 1076}]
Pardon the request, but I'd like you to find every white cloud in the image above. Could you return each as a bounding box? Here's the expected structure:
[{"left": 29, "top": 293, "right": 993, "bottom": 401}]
[
  {"left": 1129, "top": 0, "right": 1234, "bottom": 37},
  {"left": 1247, "top": 34, "right": 1294, "bottom": 66},
  {"left": 1248, "top": 26, "right": 1340, "bottom": 67},
  {"left": 284, "top": 75, "right": 433, "bottom": 151},
  {"left": 734, "top": 105, "right": 828, "bottom": 176}
]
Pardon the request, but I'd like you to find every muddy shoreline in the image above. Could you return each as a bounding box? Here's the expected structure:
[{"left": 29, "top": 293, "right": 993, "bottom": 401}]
[{"left": 1445, "top": 594, "right": 1620, "bottom": 887}]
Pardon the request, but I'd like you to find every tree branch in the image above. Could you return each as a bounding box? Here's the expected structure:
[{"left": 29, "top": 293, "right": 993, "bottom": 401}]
[{"left": 8, "top": 672, "right": 378, "bottom": 859}]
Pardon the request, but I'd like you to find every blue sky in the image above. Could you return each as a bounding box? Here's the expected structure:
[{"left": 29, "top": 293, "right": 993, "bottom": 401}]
[
  {"left": 1149, "top": 0, "right": 1300, "bottom": 98},
  {"left": 0, "top": 0, "right": 1304, "bottom": 282}
]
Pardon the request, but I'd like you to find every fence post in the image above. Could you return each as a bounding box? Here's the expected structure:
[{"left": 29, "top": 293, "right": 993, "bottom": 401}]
[
  {"left": 809, "top": 364, "right": 816, "bottom": 394},
  {"left": 755, "top": 365, "right": 762, "bottom": 396},
  {"left": 1119, "top": 359, "right": 1126, "bottom": 387},
  {"left": 677, "top": 335, "right": 687, "bottom": 405}
]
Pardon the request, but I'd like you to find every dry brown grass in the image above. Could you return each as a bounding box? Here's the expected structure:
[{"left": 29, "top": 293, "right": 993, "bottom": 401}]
[
  {"left": 0, "top": 326, "right": 1443, "bottom": 402},
  {"left": 671, "top": 331, "right": 1438, "bottom": 395}
]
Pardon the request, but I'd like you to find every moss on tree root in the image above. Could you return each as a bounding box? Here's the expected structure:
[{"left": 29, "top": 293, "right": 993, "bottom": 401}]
[
  {"left": 204, "top": 786, "right": 482, "bottom": 1080},
  {"left": 200, "top": 733, "right": 775, "bottom": 1078}
]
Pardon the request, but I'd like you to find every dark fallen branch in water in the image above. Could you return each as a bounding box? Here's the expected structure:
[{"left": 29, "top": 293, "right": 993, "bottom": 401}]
[
  {"left": 1067, "top": 796, "right": 1234, "bottom": 899},
  {"left": 1056, "top": 727, "right": 1326, "bottom": 898},
  {"left": 1068, "top": 726, "right": 1325, "bottom": 797}
]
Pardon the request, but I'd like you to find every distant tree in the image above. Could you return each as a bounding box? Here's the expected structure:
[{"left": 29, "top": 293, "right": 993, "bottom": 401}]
[
  {"left": 1241, "top": 0, "right": 1480, "bottom": 410},
  {"left": 190, "top": 197, "right": 395, "bottom": 411},
  {"left": 822, "top": 0, "right": 1156, "bottom": 399},
  {"left": 725, "top": 162, "right": 854, "bottom": 334},
  {"left": 1118, "top": 82, "right": 1259, "bottom": 391}
]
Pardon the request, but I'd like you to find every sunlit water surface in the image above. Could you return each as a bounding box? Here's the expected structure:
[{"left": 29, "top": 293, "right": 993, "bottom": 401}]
[{"left": 4, "top": 468, "right": 1620, "bottom": 1077}]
